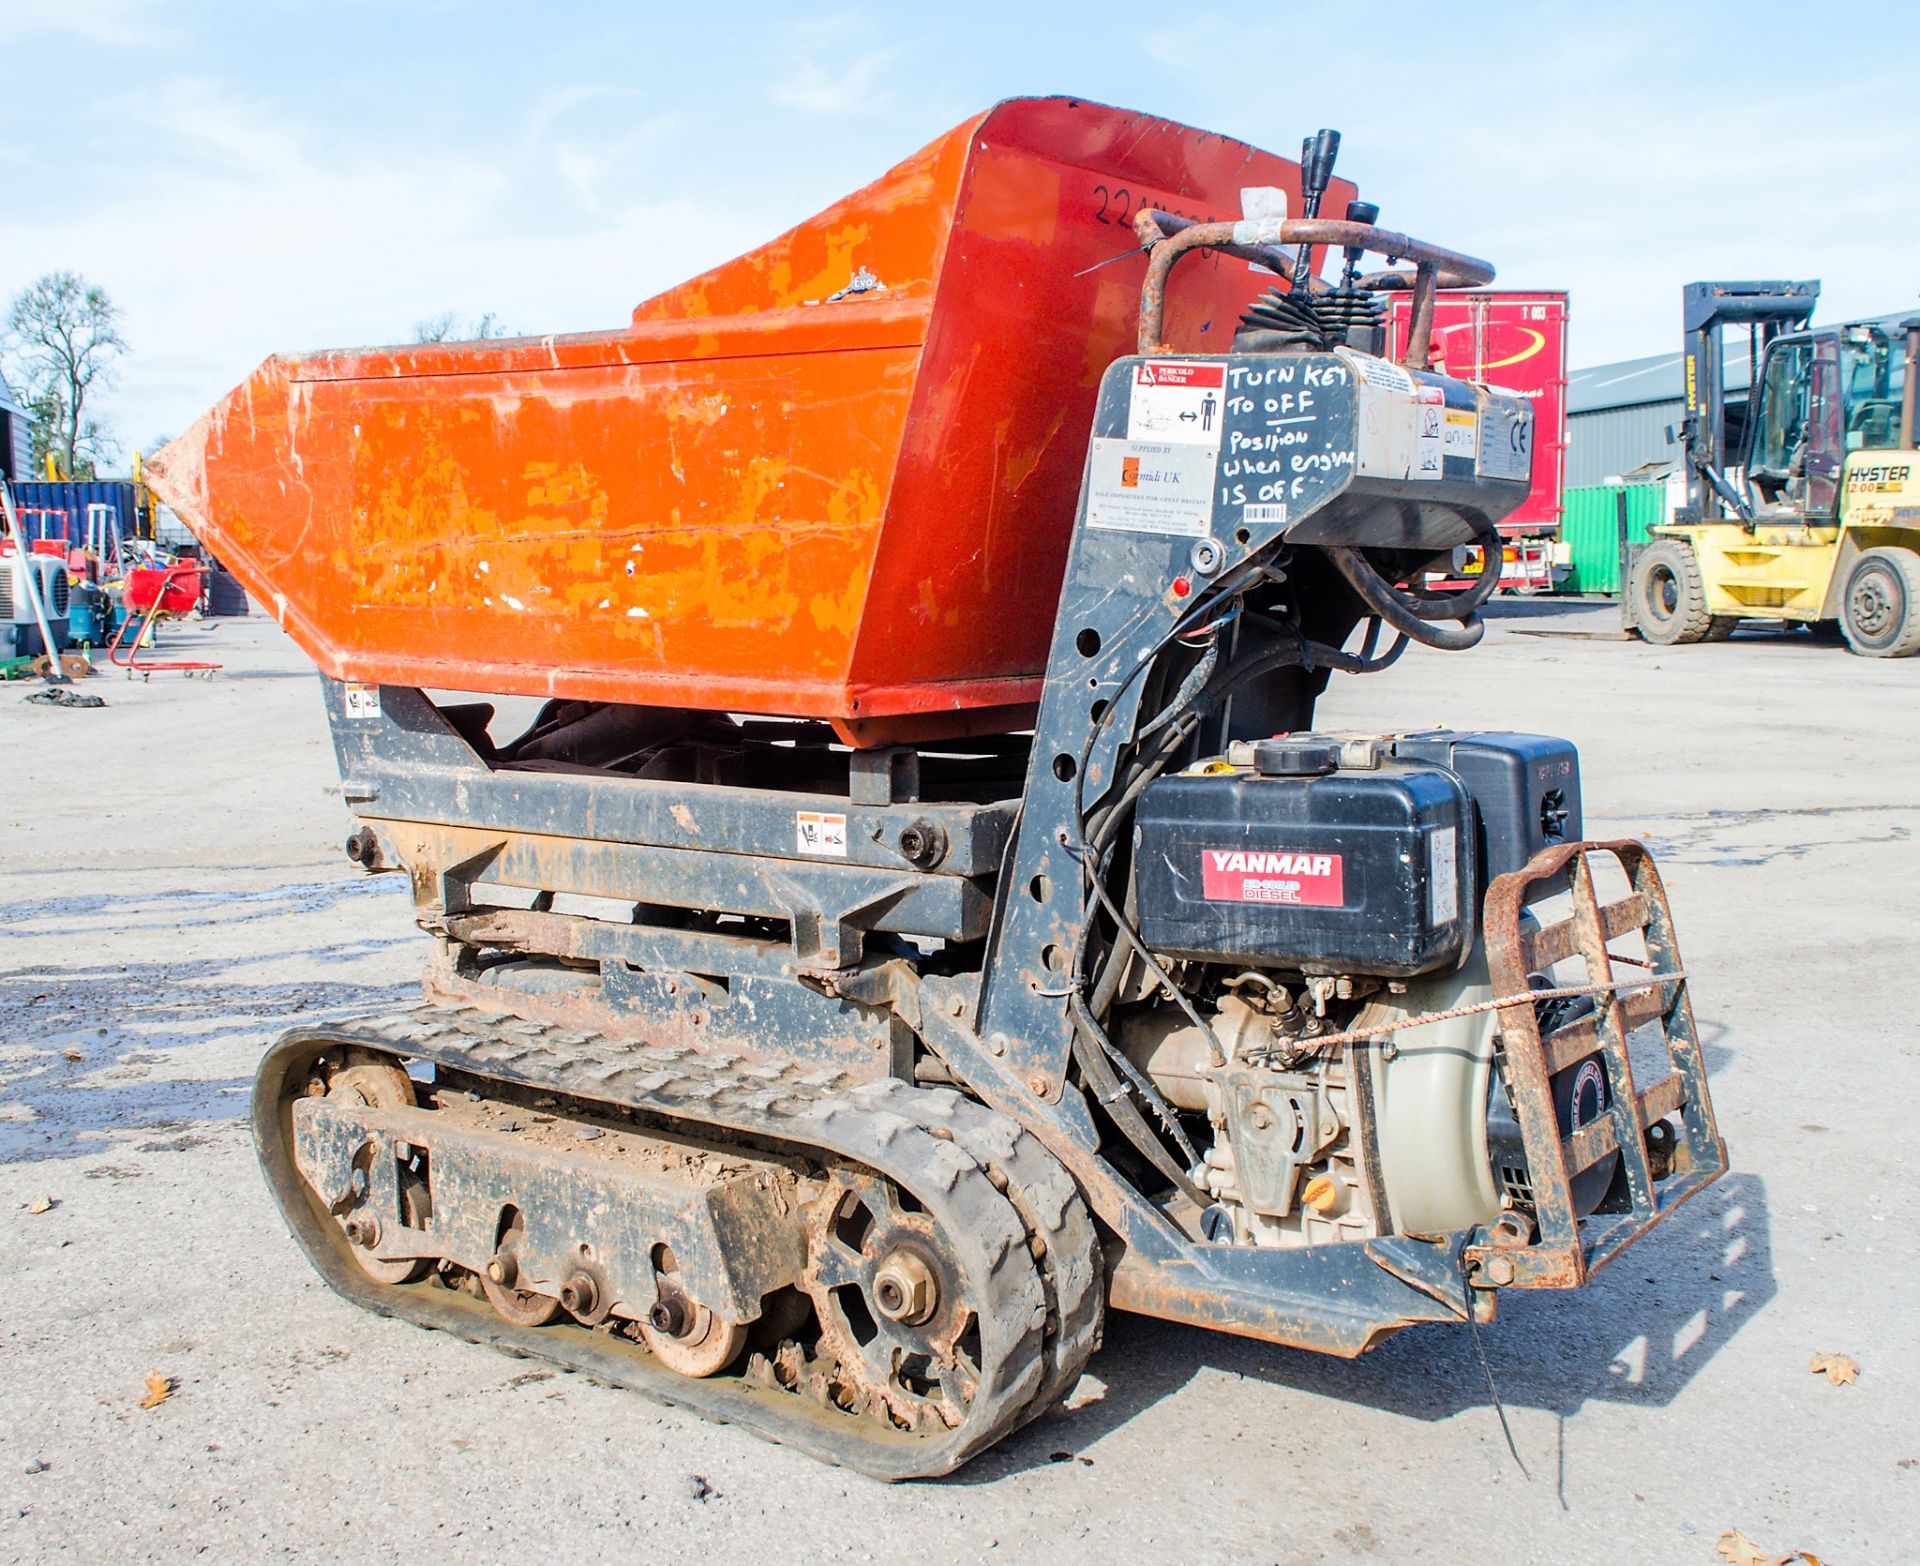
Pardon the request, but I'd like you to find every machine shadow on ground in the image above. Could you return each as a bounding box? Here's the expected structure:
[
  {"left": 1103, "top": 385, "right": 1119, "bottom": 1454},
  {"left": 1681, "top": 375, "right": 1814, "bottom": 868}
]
[{"left": 969, "top": 1168, "right": 1775, "bottom": 1483}]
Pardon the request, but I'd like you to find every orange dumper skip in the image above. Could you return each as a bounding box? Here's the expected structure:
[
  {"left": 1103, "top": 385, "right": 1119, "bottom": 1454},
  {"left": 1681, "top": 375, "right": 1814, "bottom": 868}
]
[{"left": 148, "top": 98, "right": 1355, "bottom": 744}]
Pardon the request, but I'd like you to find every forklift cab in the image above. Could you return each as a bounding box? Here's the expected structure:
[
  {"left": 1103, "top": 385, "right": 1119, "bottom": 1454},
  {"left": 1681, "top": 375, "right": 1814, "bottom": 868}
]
[{"left": 1745, "top": 324, "right": 1911, "bottom": 517}]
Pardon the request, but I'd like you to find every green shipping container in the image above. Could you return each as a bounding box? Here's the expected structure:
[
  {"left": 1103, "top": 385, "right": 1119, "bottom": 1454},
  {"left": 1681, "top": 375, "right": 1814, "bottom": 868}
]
[{"left": 1558, "top": 483, "right": 1665, "bottom": 595}]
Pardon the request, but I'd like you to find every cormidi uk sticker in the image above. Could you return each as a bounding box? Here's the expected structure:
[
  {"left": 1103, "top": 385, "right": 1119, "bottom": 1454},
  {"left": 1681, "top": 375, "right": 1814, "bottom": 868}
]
[
  {"left": 1200, "top": 849, "right": 1344, "bottom": 907},
  {"left": 1088, "top": 438, "right": 1218, "bottom": 536}
]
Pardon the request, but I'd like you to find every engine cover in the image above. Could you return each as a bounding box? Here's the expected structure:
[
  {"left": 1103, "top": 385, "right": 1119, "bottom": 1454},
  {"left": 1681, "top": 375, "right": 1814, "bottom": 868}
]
[{"left": 1388, "top": 730, "right": 1581, "bottom": 886}]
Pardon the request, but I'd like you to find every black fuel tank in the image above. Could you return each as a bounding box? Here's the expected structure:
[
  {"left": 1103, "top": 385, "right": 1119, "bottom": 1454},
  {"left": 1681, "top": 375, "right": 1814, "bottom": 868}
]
[{"left": 1134, "top": 746, "right": 1474, "bottom": 977}]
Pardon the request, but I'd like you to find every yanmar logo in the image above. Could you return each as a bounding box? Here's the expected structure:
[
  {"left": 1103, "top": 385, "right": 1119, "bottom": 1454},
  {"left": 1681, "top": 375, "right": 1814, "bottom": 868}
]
[{"left": 1201, "top": 849, "right": 1344, "bottom": 907}]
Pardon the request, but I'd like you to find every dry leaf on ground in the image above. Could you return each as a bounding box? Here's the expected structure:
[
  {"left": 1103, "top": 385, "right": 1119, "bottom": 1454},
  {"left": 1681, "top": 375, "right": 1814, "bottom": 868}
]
[
  {"left": 1808, "top": 1352, "right": 1857, "bottom": 1386},
  {"left": 139, "top": 1371, "right": 174, "bottom": 1409},
  {"left": 26, "top": 1195, "right": 55, "bottom": 1215},
  {"left": 1716, "top": 1530, "right": 1823, "bottom": 1565},
  {"left": 60, "top": 1048, "right": 84, "bottom": 1062}
]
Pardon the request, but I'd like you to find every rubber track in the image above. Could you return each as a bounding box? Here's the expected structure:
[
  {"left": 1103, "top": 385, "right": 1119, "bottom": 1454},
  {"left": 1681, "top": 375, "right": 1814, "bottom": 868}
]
[
  {"left": 253, "top": 999, "right": 1083, "bottom": 1479},
  {"left": 849, "top": 1079, "right": 1103, "bottom": 1412}
]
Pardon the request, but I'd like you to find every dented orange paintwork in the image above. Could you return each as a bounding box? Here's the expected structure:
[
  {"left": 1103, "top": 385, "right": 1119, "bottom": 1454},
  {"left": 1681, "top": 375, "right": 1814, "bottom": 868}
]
[{"left": 147, "top": 97, "right": 1352, "bottom": 744}]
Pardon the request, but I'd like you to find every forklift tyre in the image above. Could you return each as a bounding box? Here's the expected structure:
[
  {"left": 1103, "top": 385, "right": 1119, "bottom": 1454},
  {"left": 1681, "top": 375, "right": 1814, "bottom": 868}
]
[
  {"left": 1629, "top": 539, "right": 1738, "bottom": 646},
  {"left": 1840, "top": 547, "right": 1920, "bottom": 659}
]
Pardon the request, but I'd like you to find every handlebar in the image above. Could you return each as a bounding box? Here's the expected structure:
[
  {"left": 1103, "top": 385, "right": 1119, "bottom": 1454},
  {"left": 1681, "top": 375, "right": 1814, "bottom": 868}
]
[{"left": 1130, "top": 209, "right": 1495, "bottom": 364}]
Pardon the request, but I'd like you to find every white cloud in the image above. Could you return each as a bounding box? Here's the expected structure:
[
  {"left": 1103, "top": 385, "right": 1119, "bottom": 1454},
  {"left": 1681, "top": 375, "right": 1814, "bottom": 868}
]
[
  {"left": 524, "top": 84, "right": 638, "bottom": 138},
  {"left": 766, "top": 14, "right": 905, "bottom": 116},
  {"left": 0, "top": 0, "right": 176, "bottom": 46},
  {"left": 546, "top": 116, "right": 679, "bottom": 213},
  {"left": 6, "top": 78, "right": 765, "bottom": 447}
]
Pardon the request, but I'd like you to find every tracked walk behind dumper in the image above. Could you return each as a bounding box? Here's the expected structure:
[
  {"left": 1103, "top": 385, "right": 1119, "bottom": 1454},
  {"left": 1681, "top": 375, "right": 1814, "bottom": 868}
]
[{"left": 148, "top": 99, "right": 1725, "bottom": 1477}]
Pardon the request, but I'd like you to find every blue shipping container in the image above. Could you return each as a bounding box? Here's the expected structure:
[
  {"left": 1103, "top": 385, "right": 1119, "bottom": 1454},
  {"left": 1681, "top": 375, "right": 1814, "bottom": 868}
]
[{"left": 7, "top": 480, "right": 143, "bottom": 550}]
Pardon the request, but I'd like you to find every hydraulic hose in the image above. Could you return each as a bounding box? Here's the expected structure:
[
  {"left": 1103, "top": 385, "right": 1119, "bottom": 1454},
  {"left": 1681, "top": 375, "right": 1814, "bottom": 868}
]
[
  {"left": 1137, "top": 637, "right": 1220, "bottom": 741},
  {"left": 1068, "top": 994, "right": 1210, "bottom": 1209},
  {"left": 1399, "top": 533, "right": 1505, "bottom": 620},
  {"left": 1324, "top": 537, "right": 1496, "bottom": 651}
]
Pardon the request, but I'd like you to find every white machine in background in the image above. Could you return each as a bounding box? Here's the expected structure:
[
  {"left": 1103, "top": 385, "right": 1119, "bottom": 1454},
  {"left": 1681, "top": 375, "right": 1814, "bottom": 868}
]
[{"left": 1, "top": 549, "right": 71, "bottom": 659}]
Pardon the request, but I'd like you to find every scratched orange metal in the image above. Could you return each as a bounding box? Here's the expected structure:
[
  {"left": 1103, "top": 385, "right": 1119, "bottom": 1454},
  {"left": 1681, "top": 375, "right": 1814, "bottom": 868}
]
[{"left": 147, "top": 97, "right": 1352, "bottom": 745}]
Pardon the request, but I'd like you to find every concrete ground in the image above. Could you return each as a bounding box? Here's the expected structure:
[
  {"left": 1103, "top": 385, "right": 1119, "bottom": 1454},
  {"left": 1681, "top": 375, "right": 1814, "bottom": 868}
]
[{"left": 1, "top": 603, "right": 1913, "bottom": 1564}]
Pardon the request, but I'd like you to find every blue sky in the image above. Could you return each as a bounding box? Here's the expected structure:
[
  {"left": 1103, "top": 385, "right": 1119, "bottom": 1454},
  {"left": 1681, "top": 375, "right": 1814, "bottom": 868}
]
[{"left": 4, "top": 0, "right": 1917, "bottom": 457}]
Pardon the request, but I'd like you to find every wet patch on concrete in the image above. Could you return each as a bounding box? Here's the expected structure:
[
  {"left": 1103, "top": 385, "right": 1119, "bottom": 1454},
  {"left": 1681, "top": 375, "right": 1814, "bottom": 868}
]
[
  {"left": 0, "top": 876, "right": 419, "bottom": 1164},
  {"left": 1588, "top": 803, "right": 1915, "bottom": 868}
]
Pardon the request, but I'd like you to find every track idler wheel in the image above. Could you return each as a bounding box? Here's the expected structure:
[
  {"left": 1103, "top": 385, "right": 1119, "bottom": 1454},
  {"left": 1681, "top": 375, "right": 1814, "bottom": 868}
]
[
  {"left": 313, "top": 1050, "right": 430, "bottom": 1286},
  {"left": 480, "top": 1211, "right": 564, "bottom": 1327}
]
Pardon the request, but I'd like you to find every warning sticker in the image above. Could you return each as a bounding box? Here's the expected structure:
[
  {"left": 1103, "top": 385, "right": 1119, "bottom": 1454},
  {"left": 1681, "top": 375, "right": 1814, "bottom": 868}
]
[
  {"left": 1428, "top": 827, "right": 1459, "bottom": 924},
  {"left": 1345, "top": 352, "right": 1423, "bottom": 481},
  {"left": 796, "top": 811, "right": 848, "bottom": 857},
  {"left": 1201, "top": 849, "right": 1344, "bottom": 907},
  {"left": 1088, "top": 438, "right": 1217, "bottom": 537},
  {"left": 1414, "top": 386, "right": 1445, "bottom": 480},
  {"left": 343, "top": 683, "right": 380, "bottom": 720},
  {"left": 1127, "top": 360, "right": 1226, "bottom": 450},
  {"left": 1335, "top": 349, "right": 1415, "bottom": 394},
  {"left": 1444, "top": 407, "right": 1477, "bottom": 461}
]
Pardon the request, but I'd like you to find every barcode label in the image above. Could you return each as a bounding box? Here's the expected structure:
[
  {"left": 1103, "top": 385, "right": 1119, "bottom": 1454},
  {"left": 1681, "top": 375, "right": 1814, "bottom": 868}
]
[{"left": 1243, "top": 503, "right": 1288, "bottom": 524}]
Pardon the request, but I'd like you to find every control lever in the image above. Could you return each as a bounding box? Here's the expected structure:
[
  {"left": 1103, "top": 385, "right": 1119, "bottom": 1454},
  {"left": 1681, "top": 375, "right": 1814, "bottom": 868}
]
[
  {"left": 1293, "top": 128, "right": 1342, "bottom": 287},
  {"left": 1339, "top": 200, "right": 1379, "bottom": 290}
]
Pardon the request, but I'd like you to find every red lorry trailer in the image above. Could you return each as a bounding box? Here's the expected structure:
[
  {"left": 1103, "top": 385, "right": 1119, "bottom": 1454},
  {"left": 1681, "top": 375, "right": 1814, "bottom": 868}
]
[{"left": 1387, "top": 291, "right": 1568, "bottom": 592}]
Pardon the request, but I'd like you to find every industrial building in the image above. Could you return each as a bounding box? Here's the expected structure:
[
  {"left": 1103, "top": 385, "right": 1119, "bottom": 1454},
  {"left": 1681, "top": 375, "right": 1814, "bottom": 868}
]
[{"left": 1566, "top": 308, "right": 1914, "bottom": 489}]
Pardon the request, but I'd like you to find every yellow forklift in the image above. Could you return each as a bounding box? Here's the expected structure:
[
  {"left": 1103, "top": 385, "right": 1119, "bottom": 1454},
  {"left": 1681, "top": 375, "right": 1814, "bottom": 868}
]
[{"left": 1625, "top": 280, "right": 1920, "bottom": 656}]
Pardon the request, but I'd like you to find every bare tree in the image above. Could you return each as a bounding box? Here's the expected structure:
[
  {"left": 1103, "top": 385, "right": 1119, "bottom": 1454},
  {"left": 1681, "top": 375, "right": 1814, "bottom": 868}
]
[
  {"left": 411, "top": 310, "right": 510, "bottom": 344},
  {"left": 5, "top": 271, "right": 127, "bottom": 479}
]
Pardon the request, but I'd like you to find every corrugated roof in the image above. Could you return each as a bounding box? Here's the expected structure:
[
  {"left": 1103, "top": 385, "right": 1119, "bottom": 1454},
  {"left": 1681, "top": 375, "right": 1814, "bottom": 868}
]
[
  {"left": 1569, "top": 350, "right": 1706, "bottom": 414},
  {"left": 1570, "top": 310, "right": 1914, "bottom": 415}
]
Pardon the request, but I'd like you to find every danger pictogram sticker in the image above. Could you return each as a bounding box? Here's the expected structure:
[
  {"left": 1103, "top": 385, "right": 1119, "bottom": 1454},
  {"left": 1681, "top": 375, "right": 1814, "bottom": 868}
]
[{"left": 1127, "top": 360, "right": 1225, "bottom": 452}]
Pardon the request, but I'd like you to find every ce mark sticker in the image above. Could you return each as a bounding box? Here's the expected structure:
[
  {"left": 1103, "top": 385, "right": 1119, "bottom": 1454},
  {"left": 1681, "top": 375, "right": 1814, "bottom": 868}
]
[{"left": 1476, "top": 399, "right": 1534, "bottom": 483}]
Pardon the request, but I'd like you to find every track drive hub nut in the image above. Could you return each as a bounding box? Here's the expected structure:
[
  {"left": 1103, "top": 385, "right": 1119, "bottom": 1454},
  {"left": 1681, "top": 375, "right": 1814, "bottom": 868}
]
[{"left": 871, "top": 1247, "right": 939, "bottom": 1326}]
